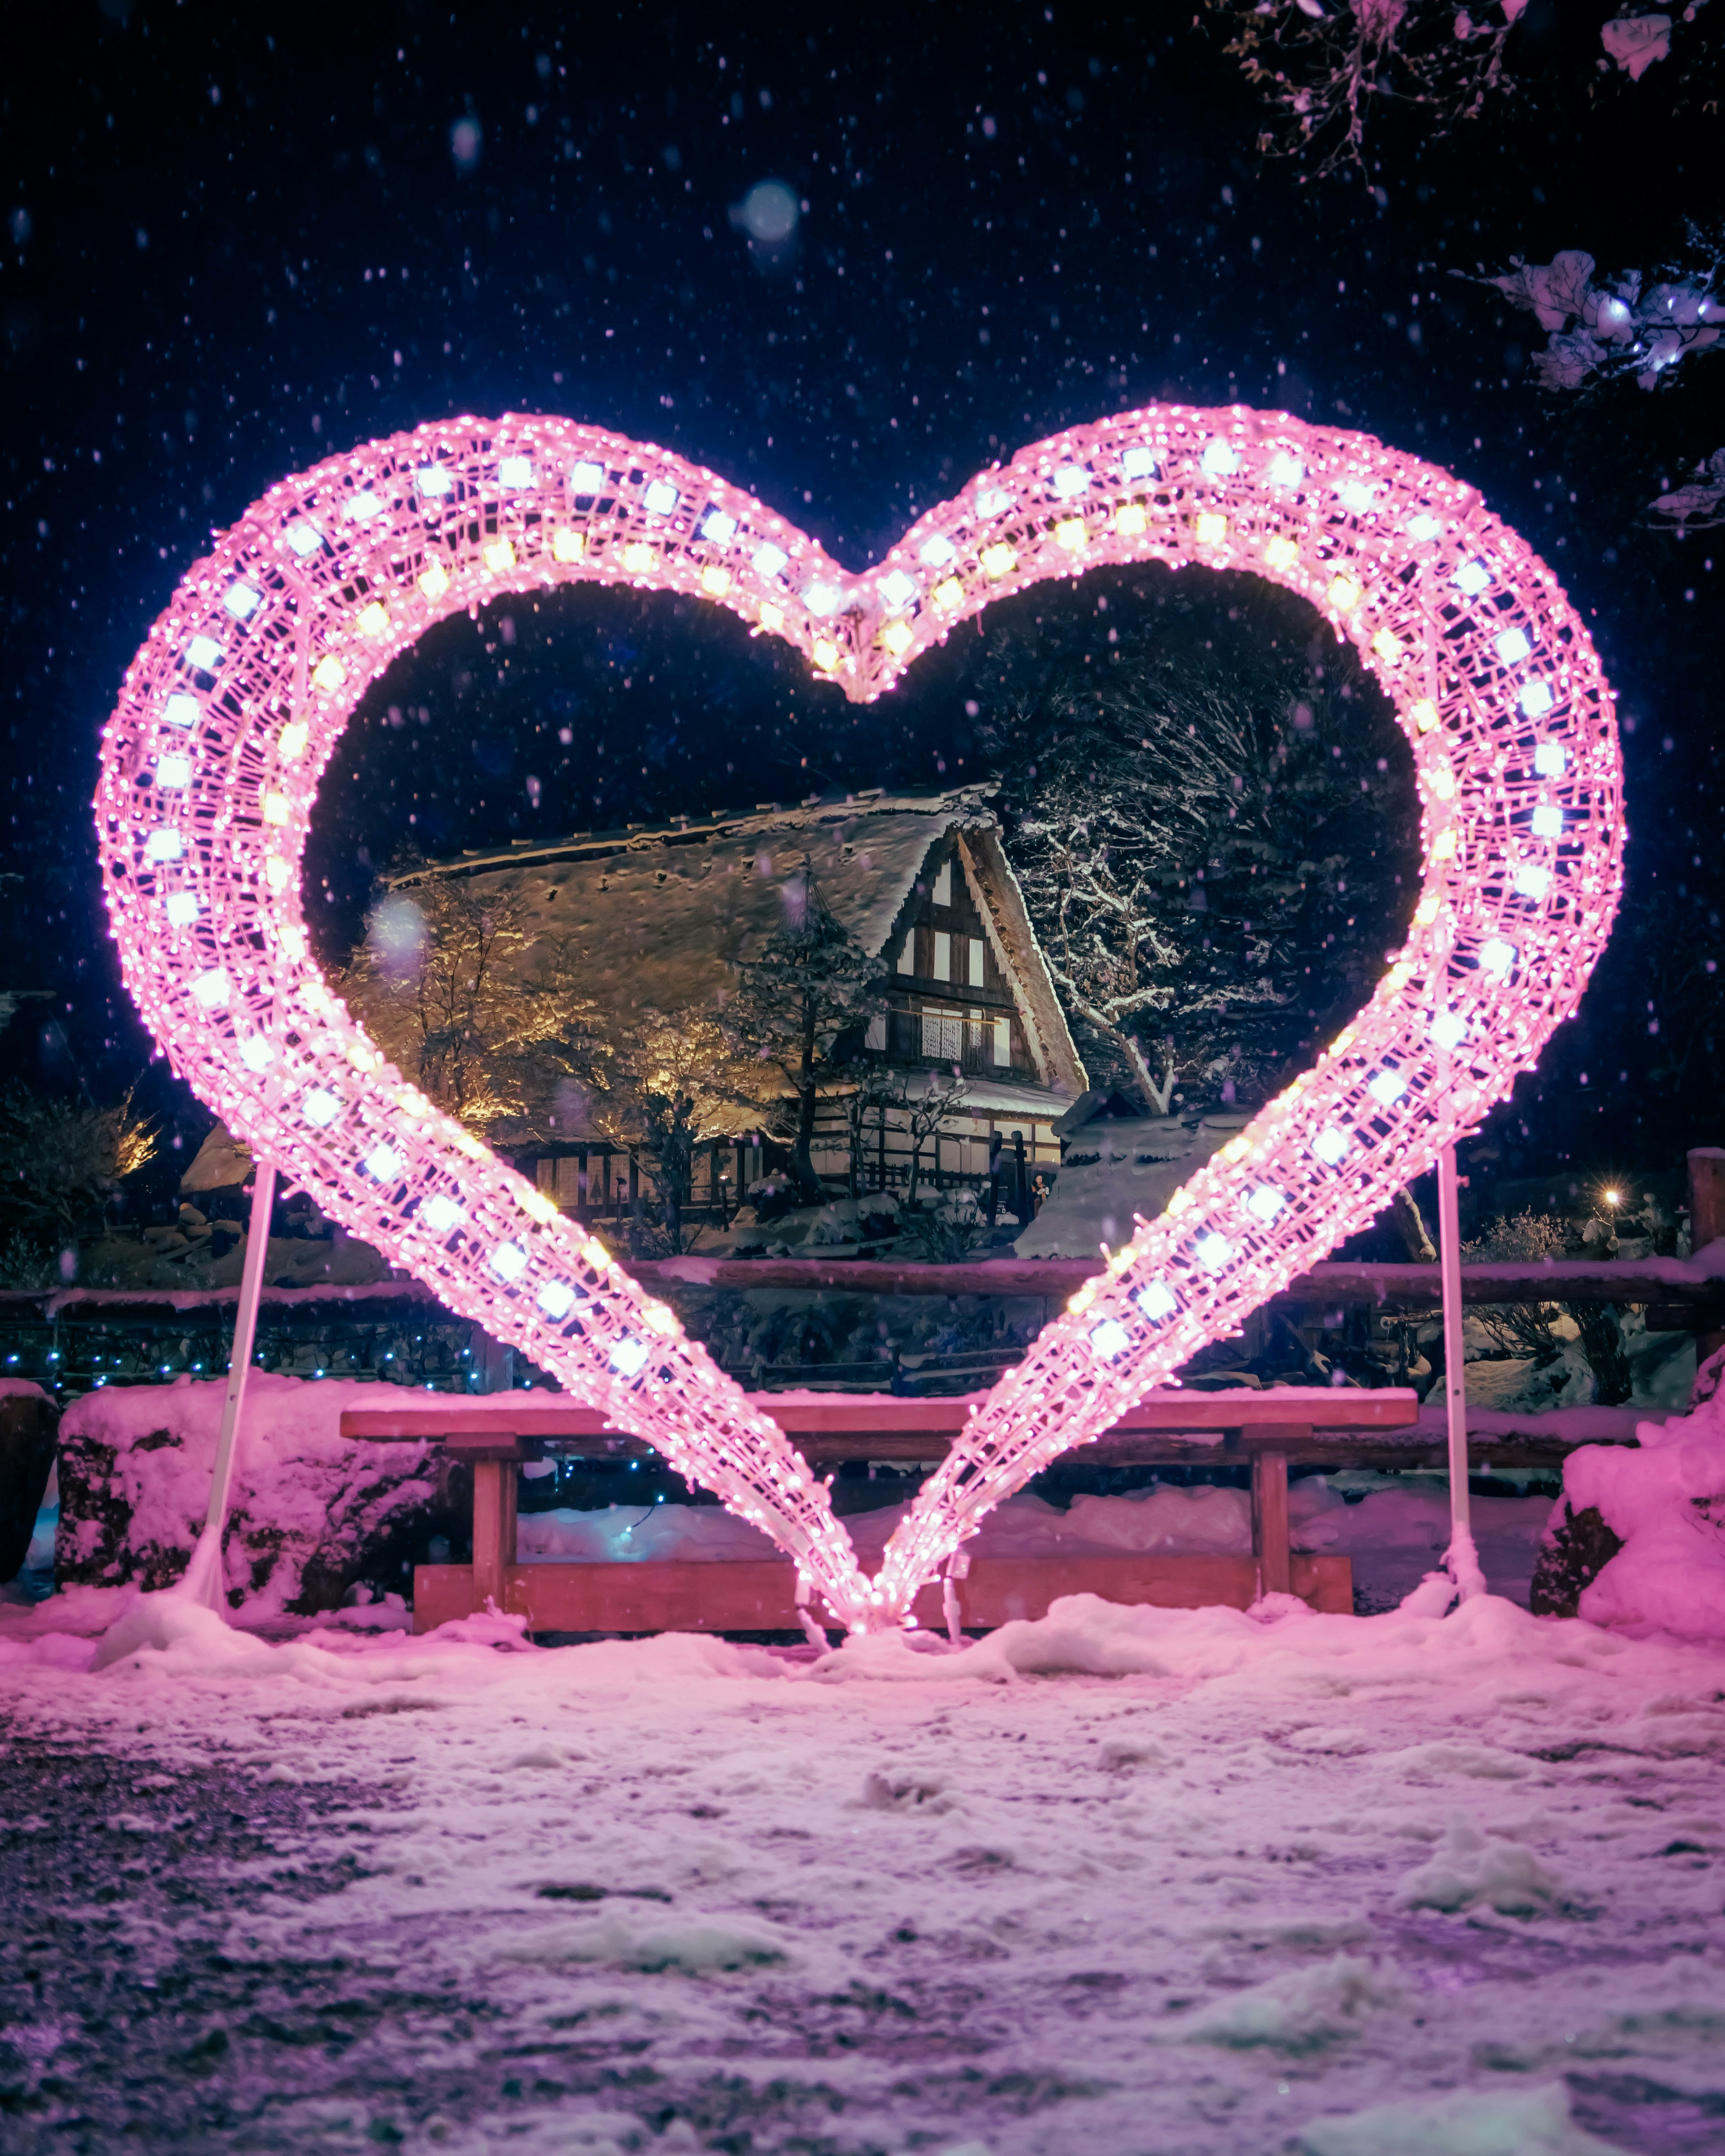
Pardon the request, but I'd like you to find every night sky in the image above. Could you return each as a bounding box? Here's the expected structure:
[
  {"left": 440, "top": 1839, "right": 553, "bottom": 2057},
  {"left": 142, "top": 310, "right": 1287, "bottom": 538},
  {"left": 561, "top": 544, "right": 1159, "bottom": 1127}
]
[{"left": 3, "top": 1, "right": 1721, "bottom": 1175}]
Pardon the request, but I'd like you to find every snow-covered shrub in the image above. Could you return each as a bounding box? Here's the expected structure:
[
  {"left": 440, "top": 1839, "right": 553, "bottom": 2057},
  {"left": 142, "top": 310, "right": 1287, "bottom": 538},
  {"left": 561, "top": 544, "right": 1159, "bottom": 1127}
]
[
  {"left": 1530, "top": 1366, "right": 1725, "bottom": 1636},
  {"left": 55, "top": 1376, "right": 464, "bottom": 1615}
]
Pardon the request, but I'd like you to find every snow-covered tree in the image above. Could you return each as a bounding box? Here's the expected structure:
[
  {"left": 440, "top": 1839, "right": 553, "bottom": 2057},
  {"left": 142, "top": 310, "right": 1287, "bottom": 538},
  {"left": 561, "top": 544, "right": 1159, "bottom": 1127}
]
[
  {"left": 1464, "top": 248, "right": 1724, "bottom": 391},
  {"left": 0, "top": 1085, "right": 157, "bottom": 1250},
  {"left": 720, "top": 861, "right": 889, "bottom": 1203},
  {"left": 590, "top": 1011, "right": 755, "bottom": 1251},
  {"left": 982, "top": 622, "right": 1415, "bottom": 1115},
  {"left": 1206, "top": 0, "right": 1526, "bottom": 173},
  {"left": 1207, "top": 2, "right": 1719, "bottom": 173},
  {"left": 337, "top": 856, "right": 605, "bottom": 1136},
  {"left": 1648, "top": 448, "right": 1725, "bottom": 527}
]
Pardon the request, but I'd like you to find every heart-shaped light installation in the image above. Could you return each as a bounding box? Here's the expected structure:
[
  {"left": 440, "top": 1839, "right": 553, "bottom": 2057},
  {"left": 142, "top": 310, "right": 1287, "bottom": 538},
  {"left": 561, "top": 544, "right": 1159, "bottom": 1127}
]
[{"left": 97, "top": 406, "right": 1621, "bottom": 1631}]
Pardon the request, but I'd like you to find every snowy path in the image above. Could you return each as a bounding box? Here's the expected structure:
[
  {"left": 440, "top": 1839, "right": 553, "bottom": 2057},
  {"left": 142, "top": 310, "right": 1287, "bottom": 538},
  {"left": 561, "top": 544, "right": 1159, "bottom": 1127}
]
[{"left": 2, "top": 1595, "right": 1723, "bottom": 2155}]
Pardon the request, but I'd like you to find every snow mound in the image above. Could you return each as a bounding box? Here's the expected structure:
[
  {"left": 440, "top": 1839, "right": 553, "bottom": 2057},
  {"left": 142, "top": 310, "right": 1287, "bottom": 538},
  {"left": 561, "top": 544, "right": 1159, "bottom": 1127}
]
[
  {"left": 1178, "top": 1953, "right": 1394, "bottom": 2050},
  {"left": 1550, "top": 1376, "right": 1725, "bottom": 1636},
  {"left": 1394, "top": 1813, "right": 1567, "bottom": 1918},
  {"left": 1295, "top": 2079, "right": 1621, "bottom": 2156},
  {"left": 497, "top": 1909, "right": 788, "bottom": 1973},
  {"left": 89, "top": 1588, "right": 275, "bottom": 1674}
]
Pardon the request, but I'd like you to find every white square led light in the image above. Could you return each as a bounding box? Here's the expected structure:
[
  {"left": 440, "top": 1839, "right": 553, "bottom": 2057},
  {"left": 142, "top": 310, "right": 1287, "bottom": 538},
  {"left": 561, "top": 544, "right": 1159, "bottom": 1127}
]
[
  {"left": 1120, "top": 445, "right": 1158, "bottom": 479},
  {"left": 1494, "top": 627, "right": 1533, "bottom": 666},
  {"left": 1451, "top": 559, "right": 1491, "bottom": 596},
  {"left": 1533, "top": 741, "right": 1566, "bottom": 777},
  {"left": 421, "top": 1193, "right": 463, "bottom": 1233},
  {"left": 1480, "top": 937, "right": 1516, "bottom": 977},
  {"left": 286, "top": 521, "right": 324, "bottom": 556},
  {"left": 365, "top": 1144, "right": 403, "bottom": 1183},
  {"left": 303, "top": 1087, "right": 342, "bottom": 1127},
  {"left": 344, "top": 490, "right": 382, "bottom": 522},
  {"left": 570, "top": 460, "right": 607, "bottom": 493},
  {"left": 1052, "top": 464, "right": 1090, "bottom": 498},
  {"left": 1195, "top": 1232, "right": 1234, "bottom": 1272},
  {"left": 145, "top": 829, "right": 183, "bottom": 861},
  {"left": 610, "top": 1334, "right": 650, "bottom": 1376},
  {"left": 1136, "top": 1280, "right": 1178, "bottom": 1321},
  {"left": 224, "top": 583, "right": 261, "bottom": 620},
  {"left": 643, "top": 479, "right": 679, "bottom": 515},
  {"left": 1314, "top": 1127, "right": 1349, "bottom": 1165},
  {"left": 1531, "top": 804, "right": 1564, "bottom": 838},
  {"left": 877, "top": 569, "right": 917, "bottom": 613},
  {"left": 537, "top": 1280, "right": 577, "bottom": 1319},
  {"left": 1367, "top": 1069, "right": 1407, "bottom": 1106},
  {"left": 1247, "top": 1185, "right": 1285, "bottom": 1222},
  {"left": 1337, "top": 481, "right": 1375, "bottom": 512},
  {"left": 1430, "top": 1010, "right": 1469, "bottom": 1049},
  {"left": 239, "top": 1034, "right": 274, "bottom": 1071},
  {"left": 498, "top": 456, "right": 535, "bottom": 489},
  {"left": 1269, "top": 453, "right": 1305, "bottom": 489},
  {"left": 1520, "top": 680, "right": 1554, "bottom": 719},
  {"left": 186, "top": 635, "right": 223, "bottom": 672},
  {"left": 190, "top": 968, "right": 230, "bottom": 1010},
  {"left": 155, "top": 755, "right": 191, "bottom": 791},
  {"left": 1407, "top": 514, "right": 1442, "bottom": 542},
  {"left": 920, "top": 535, "right": 956, "bottom": 566},
  {"left": 752, "top": 542, "right": 788, "bottom": 578},
  {"left": 163, "top": 694, "right": 200, "bottom": 729},
  {"left": 974, "top": 487, "right": 1012, "bottom": 517},
  {"left": 490, "top": 1241, "right": 528, "bottom": 1281},
  {"left": 803, "top": 582, "right": 840, "bottom": 616},
  {"left": 1089, "top": 1317, "right": 1130, "bottom": 1360},
  {"left": 701, "top": 509, "right": 738, "bottom": 543},
  {"left": 415, "top": 466, "right": 453, "bottom": 496},
  {"left": 1513, "top": 863, "right": 1552, "bottom": 899},
  {"left": 1200, "top": 439, "right": 1238, "bottom": 477},
  {"left": 164, "top": 891, "right": 200, "bottom": 927}
]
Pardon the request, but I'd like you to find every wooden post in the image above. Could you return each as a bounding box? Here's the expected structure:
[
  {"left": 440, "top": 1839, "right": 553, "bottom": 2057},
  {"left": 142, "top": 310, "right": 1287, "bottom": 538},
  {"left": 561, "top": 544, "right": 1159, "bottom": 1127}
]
[
  {"left": 1250, "top": 1450, "right": 1292, "bottom": 1598},
  {"left": 470, "top": 1460, "right": 517, "bottom": 1610},
  {"left": 1690, "top": 1148, "right": 1725, "bottom": 1364},
  {"left": 1243, "top": 1424, "right": 1305, "bottom": 1599}
]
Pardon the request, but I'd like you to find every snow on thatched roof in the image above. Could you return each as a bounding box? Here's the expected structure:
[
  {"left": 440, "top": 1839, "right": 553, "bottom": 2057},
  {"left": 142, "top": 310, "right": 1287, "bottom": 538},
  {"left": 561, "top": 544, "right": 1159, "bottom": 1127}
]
[{"left": 395, "top": 788, "right": 1087, "bottom": 1095}]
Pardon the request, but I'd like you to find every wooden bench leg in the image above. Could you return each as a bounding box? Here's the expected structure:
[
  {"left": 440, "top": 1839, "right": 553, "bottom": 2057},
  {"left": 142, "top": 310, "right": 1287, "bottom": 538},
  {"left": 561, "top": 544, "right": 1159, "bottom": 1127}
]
[
  {"left": 472, "top": 1460, "right": 518, "bottom": 1610},
  {"left": 1251, "top": 1448, "right": 1292, "bottom": 1599}
]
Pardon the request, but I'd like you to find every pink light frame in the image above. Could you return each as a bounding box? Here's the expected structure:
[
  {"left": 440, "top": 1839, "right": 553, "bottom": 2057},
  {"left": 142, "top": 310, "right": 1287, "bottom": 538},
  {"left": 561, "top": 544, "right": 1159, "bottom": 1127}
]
[{"left": 95, "top": 406, "right": 1622, "bottom": 1631}]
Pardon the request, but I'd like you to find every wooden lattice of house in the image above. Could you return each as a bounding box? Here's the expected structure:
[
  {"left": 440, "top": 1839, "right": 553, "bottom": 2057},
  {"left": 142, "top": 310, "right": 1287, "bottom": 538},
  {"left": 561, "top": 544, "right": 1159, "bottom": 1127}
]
[{"left": 390, "top": 787, "right": 1088, "bottom": 1222}]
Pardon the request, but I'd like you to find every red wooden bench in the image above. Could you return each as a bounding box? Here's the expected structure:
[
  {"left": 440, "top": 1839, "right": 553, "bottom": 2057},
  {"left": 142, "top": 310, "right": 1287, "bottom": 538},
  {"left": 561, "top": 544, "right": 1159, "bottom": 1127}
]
[{"left": 341, "top": 1387, "right": 1420, "bottom": 1635}]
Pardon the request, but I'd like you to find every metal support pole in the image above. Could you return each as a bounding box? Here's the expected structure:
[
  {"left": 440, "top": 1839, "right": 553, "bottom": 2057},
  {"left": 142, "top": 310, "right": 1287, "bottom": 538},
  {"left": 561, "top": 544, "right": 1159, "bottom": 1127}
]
[
  {"left": 181, "top": 1161, "right": 276, "bottom": 1608},
  {"left": 1437, "top": 1146, "right": 1484, "bottom": 1599}
]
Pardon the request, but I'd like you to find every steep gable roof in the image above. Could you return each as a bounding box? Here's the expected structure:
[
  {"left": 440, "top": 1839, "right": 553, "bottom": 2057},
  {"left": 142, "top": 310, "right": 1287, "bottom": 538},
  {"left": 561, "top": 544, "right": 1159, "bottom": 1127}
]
[{"left": 392, "top": 788, "right": 1087, "bottom": 1095}]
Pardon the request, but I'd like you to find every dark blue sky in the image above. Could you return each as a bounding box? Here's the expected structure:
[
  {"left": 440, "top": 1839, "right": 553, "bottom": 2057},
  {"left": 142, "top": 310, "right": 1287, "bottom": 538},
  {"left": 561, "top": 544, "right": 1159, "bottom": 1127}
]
[{"left": 2, "top": 0, "right": 1720, "bottom": 1169}]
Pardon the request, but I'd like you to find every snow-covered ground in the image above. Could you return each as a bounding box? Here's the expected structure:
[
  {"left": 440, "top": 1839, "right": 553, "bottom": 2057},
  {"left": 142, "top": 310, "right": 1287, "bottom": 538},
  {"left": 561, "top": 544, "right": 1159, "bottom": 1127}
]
[{"left": 2, "top": 1589, "right": 1722, "bottom": 2155}]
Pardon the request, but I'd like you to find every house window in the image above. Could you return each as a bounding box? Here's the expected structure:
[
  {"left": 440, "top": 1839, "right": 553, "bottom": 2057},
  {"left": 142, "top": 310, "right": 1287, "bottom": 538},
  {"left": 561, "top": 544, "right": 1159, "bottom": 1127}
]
[
  {"left": 933, "top": 859, "right": 952, "bottom": 906},
  {"left": 932, "top": 930, "right": 951, "bottom": 981},
  {"left": 922, "top": 1010, "right": 963, "bottom": 1060},
  {"left": 865, "top": 1013, "right": 886, "bottom": 1051},
  {"left": 993, "top": 1016, "right": 1011, "bottom": 1066},
  {"left": 968, "top": 936, "right": 985, "bottom": 987},
  {"left": 894, "top": 928, "right": 914, "bottom": 973}
]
